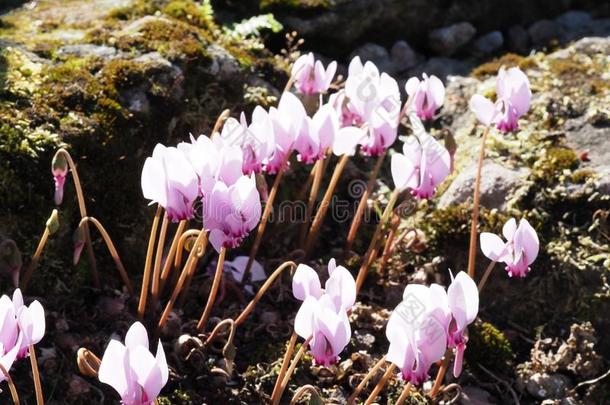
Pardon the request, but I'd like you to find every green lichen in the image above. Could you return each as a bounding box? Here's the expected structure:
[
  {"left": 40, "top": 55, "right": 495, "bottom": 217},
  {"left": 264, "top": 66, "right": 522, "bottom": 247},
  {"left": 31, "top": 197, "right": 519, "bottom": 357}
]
[
  {"left": 533, "top": 147, "right": 579, "bottom": 181},
  {"left": 472, "top": 53, "right": 537, "bottom": 78},
  {"left": 467, "top": 321, "right": 514, "bottom": 371},
  {"left": 163, "top": 0, "right": 216, "bottom": 30}
]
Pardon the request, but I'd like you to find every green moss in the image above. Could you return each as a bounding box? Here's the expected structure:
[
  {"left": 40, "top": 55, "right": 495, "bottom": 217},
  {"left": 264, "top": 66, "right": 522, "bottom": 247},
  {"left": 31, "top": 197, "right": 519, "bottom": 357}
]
[
  {"left": 571, "top": 169, "right": 596, "bottom": 184},
  {"left": 533, "top": 147, "right": 579, "bottom": 180},
  {"left": 549, "top": 58, "right": 589, "bottom": 76},
  {"left": 472, "top": 53, "right": 537, "bottom": 78},
  {"left": 467, "top": 321, "right": 514, "bottom": 372},
  {"left": 260, "top": 0, "right": 329, "bottom": 9},
  {"left": 163, "top": 0, "right": 216, "bottom": 30}
]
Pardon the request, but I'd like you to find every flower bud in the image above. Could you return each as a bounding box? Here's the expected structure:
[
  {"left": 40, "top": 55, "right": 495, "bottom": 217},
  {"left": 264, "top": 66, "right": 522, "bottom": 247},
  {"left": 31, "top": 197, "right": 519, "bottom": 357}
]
[
  {"left": 52, "top": 151, "right": 69, "bottom": 205},
  {"left": 46, "top": 209, "right": 60, "bottom": 235},
  {"left": 73, "top": 226, "right": 85, "bottom": 265}
]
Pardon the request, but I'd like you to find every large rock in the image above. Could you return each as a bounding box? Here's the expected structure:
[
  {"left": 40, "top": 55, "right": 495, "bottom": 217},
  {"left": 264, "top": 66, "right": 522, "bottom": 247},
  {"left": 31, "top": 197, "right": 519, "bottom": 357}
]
[
  {"left": 390, "top": 40, "right": 417, "bottom": 72},
  {"left": 350, "top": 42, "right": 393, "bottom": 73},
  {"left": 528, "top": 19, "right": 564, "bottom": 47},
  {"left": 428, "top": 22, "right": 476, "bottom": 56},
  {"left": 472, "top": 31, "right": 504, "bottom": 55},
  {"left": 564, "top": 116, "right": 610, "bottom": 194},
  {"left": 438, "top": 161, "right": 530, "bottom": 210},
  {"left": 267, "top": 0, "right": 601, "bottom": 53},
  {"left": 507, "top": 25, "right": 530, "bottom": 53}
]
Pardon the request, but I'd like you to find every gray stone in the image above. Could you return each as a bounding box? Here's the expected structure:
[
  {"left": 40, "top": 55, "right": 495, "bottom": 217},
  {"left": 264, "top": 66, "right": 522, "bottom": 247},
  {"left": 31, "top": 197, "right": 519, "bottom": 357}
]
[
  {"left": 460, "top": 386, "right": 496, "bottom": 404},
  {"left": 206, "top": 44, "right": 240, "bottom": 80},
  {"left": 408, "top": 57, "right": 473, "bottom": 80},
  {"left": 555, "top": 11, "right": 592, "bottom": 31},
  {"left": 390, "top": 40, "right": 417, "bottom": 72},
  {"left": 429, "top": 22, "right": 476, "bottom": 56},
  {"left": 350, "top": 42, "right": 393, "bottom": 73},
  {"left": 507, "top": 25, "right": 530, "bottom": 53},
  {"left": 438, "top": 161, "right": 530, "bottom": 210},
  {"left": 525, "top": 372, "right": 571, "bottom": 399},
  {"left": 564, "top": 116, "right": 610, "bottom": 194},
  {"left": 472, "top": 31, "right": 504, "bottom": 54},
  {"left": 528, "top": 20, "right": 563, "bottom": 47},
  {"left": 56, "top": 44, "right": 118, "bottom": 59}
]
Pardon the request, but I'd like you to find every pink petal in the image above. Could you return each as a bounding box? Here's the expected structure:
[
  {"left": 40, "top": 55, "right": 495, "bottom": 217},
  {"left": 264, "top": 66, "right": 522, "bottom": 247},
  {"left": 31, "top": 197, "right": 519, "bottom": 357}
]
[
  {"left": 391, "top": 152, "right": 417, "bottom": 191},
  {"left": 469, "top": 95, "right": 496, "bottom": 126},
  {"left": 428, "top": 75, "right": 445, "bottom": 108},
  {"left": 99, "top": 340, "right": 129, "bottom": 398},
  {"left": 515, "top": 219, "right": 539, "bottom": 265},
  {"left": 325, "top": 265, "right": 356, "bottom": 312},
  {"left": 503, "top": 218, "right": 517, "bottom": 241},
  {"left": 292, "top": 265, "right": 322, "bottom": 301},
  {"left": 447, "top": 272, "right": 479, "bottom": 333},
  {"left": 405, "top": 77, "right": 421, "bottom": 97},
  {"left": 332, "top": 127, "right": 365, "bottom": 156},
  {"left": 125, "top": 322, "right": 149, "bottom": 350},
  {"left": 480, "top": 232, "right": 507, "bottom": 262},
  {"left": 294, "top": 296, "right": 317, "bottom": 339}
]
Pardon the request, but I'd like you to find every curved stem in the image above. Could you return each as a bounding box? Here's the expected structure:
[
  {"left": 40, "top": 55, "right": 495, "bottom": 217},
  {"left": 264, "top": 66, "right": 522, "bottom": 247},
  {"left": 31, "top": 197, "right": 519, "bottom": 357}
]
[
  {"left": 174, "top": 229, "right": 201, "bottom": 269},
  {"left": 298, "top": 159, "right": 324, "bottom": 246},
  {"left": 21, "top": 227, "right": 50, "bottom": 292},
  {"left": 270, "top": 332, "right": 298, "bottom": 405},
  {"left": 377, "top": 213, "right": 400, "bottom": 276},
  {"left": 159, "top": 220, "right": 187, "bottom": 291},
  {"left": 274, "top": 336, "right": 312, "bottom": 405},
  {"left": 244, "top": 154, "right": 290, "bottom": 283},
  {"left": 158, "top": 230, "right": 208, "bottom": 330},
  {"left": 289, "top": 385, "right": 320, "bottom": 405},
  {"left": 429, "top": 352, "right": 451, "bottom": 398},
  {"left": 151, "top": 214, "right": 169, "bottom": 301},
  {"left": 78, "top": 217, "right": 134, "bottom": 296},
  {"left": 204, "top": 318, "right": 236, "bottom": 347},
  {"left": 304, "top": 154, "right": 350, "bottom": 258},
  {"left": 0, "top": 362, "right": 20, "bottom": 405},
  {"left": 363, "top": 363, "right": 396, "bottom": 405},
  {"left": 56, "top": 149, "right": 99, "bottom": 288},
  {"left": 477, "top": 261, "right": 497, "bottom": 293},
  {"left": 234, "top": 261, "right": 296, "bottom": 326},
  {"left": 355, "top": 189, "right": 400, "bottom": 293},
  {"left": 138, "top": 205, "right": 162, "bottom": 319},
  {"left": 212, "top": 109, "right": 231, "bottom": 135},
  {"left": 29, "top": 345, "right": 44, "bottom": 405},
  {"left": 395, "top": 382, "right": 413, "bottom": 405},
  {"left": 467, "top": 126, "right": 491, "bottom": 279},
  {"left": 345, "top": 152, "right": 386, "bottom": 254},
  {"left": 347, "top": 355, "right": 387, "bottom": 405},
  {"left": 197, "top": 247, "right": 227, "bottom": 332},
  {"left": 76, "top": 348, "right": 101, "bottom": 378}
]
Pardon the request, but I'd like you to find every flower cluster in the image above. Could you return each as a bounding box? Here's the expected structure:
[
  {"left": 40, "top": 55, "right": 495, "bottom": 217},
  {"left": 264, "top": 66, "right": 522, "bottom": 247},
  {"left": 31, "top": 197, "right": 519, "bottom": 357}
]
[
  {"left": 292, "top": 259, "right": 356, "bottom": 366},
  {"left": 386, "top": 272, "right": 478, "bottom": 384},
  {"left": 0, "top": 289, "right": 45, "bottom": 381},
  {"left": 98, "top": 322, "right": 168, "bottom": 405}
]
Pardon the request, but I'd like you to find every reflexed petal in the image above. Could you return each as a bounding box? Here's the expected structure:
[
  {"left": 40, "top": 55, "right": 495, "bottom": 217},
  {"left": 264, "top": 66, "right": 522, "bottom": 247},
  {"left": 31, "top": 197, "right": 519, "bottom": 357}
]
[
  {"left": 141, "top": 157, "right": 168, "bottom": 207},
  {"left": 428, "top": 75, "right": 445, "bottom": 108},
  {"left": 391, "top": 153, "right": 417, "bottom": 191},
  {"left": 125, "top": 321, "right": 149, "bottom": 350},
  {"left": 99, "top": 340, "right": 129, "bottom": 398},
  {"left": 469, "top": 95, "right": 496, "bottom": 126},
  {"left": 155, "top": 340, "right": 169, "bottom": 385},
  {"left": 515, "top": 219, "right": 539, "bottom": 265},
  {"left": 332, "top": 127, "right": 365, "bottom": 156},
  {"left": 405, "top": 77, "right": 421, "bottom": 97},
  {"left": 292, "top": 265, "right": 322, "bottom": 301},
  {"left": 480, "top": 232, "right": 507, "bottom": 262},
  {"left": 325, "top": 266, "right": 356, "bottom": 312},
  {"left": 502, "top": 218, "right": 517, "bottom": 241},
  {"left": 294, "top": 296, "right": 317, "bottom": 339},
  {"left": 27, "top": 300, "right": 45, "bottom": 345},
  {"left": 447, "top": 272, "right": 479, "bottom": 332}
]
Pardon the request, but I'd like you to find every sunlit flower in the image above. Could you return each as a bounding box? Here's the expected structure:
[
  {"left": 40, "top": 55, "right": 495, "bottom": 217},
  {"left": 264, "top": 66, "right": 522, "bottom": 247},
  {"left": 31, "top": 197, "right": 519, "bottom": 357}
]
[
  {"left": 266, "top": 92, "right": 308, "bottom": 173},
  {"left": 202, "top": 175, "right": 262, "bottom": 253},
  {"left": 291, "top": 52, "right": 337, "bottom": 95},
  {"left": 391, "top": 115, "right": 451, "bottom": 199},
  {"left": 294, "top": 104, "right": 339, "bottom": 164},
  {"left": 292, "top": 259, "right": 355, "bottom": 366},
  {"left": 405, "top": 73, "right": 445, "bottom": 120},
  {"left": 98, "top": 322, "right": 168, "bottom": 405},
  {"left": 219, "top": 107, "right": 275, "bottom": 175},
  {"left": 386, "top": 284, "right": 450, "bottom": 385},
  {"left": 141, "top": 144, "right": 199, "bottom": 222},
  {"left": 469, "top": 67, "right": 531, "bottom": 132},
  {"left": 480, "top": 218, "right": 539, "bottom": 277}
]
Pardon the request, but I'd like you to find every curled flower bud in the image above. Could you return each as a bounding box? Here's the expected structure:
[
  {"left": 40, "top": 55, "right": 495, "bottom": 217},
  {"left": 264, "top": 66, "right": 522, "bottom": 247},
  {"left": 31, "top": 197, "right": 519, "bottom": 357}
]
[
  {"left": 73, "top": 226, "right": 85, "bottom": 265},
  {"left": 76, "top": 348, "right": 101, "bottom": 378},
  {"left": 52, "top": 151, "right": 69, "bottom": 205},
  {"left": 46, "top": 209, "right": 60, "bottom": 235}
]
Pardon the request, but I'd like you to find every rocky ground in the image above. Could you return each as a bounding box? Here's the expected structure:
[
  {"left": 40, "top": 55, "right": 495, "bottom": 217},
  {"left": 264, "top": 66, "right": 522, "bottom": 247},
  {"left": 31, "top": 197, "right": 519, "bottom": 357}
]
[{"left": 0, "top": 0, "right": 609, "bottom": 404}]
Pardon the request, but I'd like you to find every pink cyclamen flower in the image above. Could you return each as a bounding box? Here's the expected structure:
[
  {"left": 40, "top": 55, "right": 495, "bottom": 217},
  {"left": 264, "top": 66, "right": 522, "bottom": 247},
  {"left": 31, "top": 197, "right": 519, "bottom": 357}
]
[
  {"left": 222, "top": 256, "right": 266, "bottom": 294},
  {"left": 292, "top": 259, "right": 355, "bottom": 366},
  {"left": 444, "top": 272, "right": 478, "bottom": 377},
  {"left": 51, "top": 153, "right": 68, "bottom": 205},
  {"left": 291, "top": 52, "right": 337, "bottom": 95},
  {"left": 202, "top": 175, "right": 262, "bottom": 253},
  {"left": 141, "top": 144, "right": 199, "bottom": 222},
  {"left": 480, "top": 218, "right": 539, "bottom": 277},
  {"left": 342, "top": 57, "right": 401, "bottom": 156},
  {"left": 294, "top": 104, "right": 339, "bottom": 164},
  {"left": 98, "top": 322, "right": 168, "bottom": 405},
  {"left": 469, "top": 67, "right": 531, "bottom": 132},
  {"left": 386, "top": 284, "right": 450, "bottom": 385},
  {"left": 266, "top": 92, "right": 308, "bottom": 173},
  {"left": 0, "top": 292, "right": 25, "bottom": 377},
  {"left": 220, "top": 107, "right": 275, "bottom": 175},
  {"left": 391, "top": 115, "right": 451, "bottom": 199},
  {"left": 405, "top": 73, "right": 445, "bottom": 120}
]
